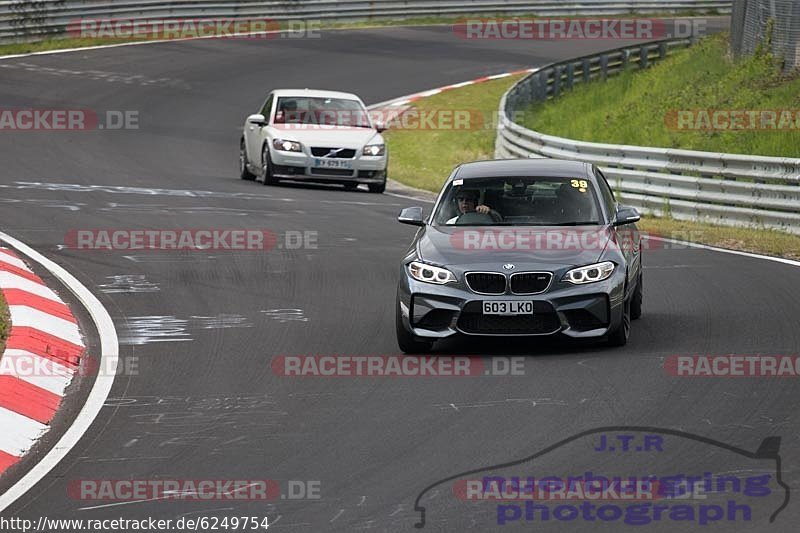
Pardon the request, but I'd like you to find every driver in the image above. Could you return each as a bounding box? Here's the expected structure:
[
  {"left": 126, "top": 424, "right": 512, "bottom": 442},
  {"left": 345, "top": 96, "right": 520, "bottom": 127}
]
[{"left": 446, "top": 189, "right": 500, "bottom": 224}]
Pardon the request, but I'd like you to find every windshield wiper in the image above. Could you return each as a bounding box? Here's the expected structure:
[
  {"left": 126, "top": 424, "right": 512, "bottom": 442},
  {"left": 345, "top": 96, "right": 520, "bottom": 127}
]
[{"left": 553, "top": 221, "right": 601, "bottom": 226}]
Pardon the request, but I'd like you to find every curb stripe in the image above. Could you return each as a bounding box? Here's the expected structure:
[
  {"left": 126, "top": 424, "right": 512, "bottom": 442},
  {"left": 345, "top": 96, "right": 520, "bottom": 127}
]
[
  {"left": 8, "top": 306, "right": 82, "bottom": 345},
  {"left": 0, "top": 244, "right": 85, "bottom": 480},
  {"left": 0, "top": 272, "right": 61, "bottom": 302},
  {"left": 368, "top": 67, "right": 540, "bottom": 111},
  {"left": 0, "top": 263, "right": 41, "bottom": 284},
  {"left": 0, "top": 451, "right": 20, "bottom": 471},
  {"left": 0, "top": 350, "right": 74, "bottom": 396},
  {"left": 0, "top": 376, "right": 61, "bottom": 425},
  {"left": 0, "top": 252, "right": 28, "bottom": 270},
  {"left": 0, "top": 248, "right": 19, "bottom": 261},
  {"left": 0, "top": 407, "right": 47, "bottom": 457},
  {"left": 3, "top": 289, "right": 75, "bottom": 322},
  {"left": 6, "top": 328, "right": 83, "bottom": 368}
]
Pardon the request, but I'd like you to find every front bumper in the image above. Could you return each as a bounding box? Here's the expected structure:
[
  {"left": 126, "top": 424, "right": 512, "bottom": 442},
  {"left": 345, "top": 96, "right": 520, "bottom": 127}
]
[
  {"left": 397, "top": 268, "right": 626, "bottom": 340},
  {"left": 270, "top": 148, "right": 387, "bottom": 184}
]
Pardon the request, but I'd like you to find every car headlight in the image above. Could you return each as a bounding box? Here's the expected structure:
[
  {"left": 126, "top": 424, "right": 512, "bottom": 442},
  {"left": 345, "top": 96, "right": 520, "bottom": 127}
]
[
  {"left": 563, "top": 261, "right": 615, "bottom": 285},
  {"left": 272, "top": 139, "right": 302, "bottom": 152},
  {"left": 363, "top": 144, "right": 385, "bottom": 157},
  {"left": 408, "top": 261, "right": 456, "bottom": 285}
]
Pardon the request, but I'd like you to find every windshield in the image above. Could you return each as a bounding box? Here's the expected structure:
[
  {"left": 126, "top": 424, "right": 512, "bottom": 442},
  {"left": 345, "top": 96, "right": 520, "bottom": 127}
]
[
  {"left": 273, "top": 97, "right": 371, "bottom": 128},
  {"left": 433, "top": 176, "right": 603, "bottom": 226}
]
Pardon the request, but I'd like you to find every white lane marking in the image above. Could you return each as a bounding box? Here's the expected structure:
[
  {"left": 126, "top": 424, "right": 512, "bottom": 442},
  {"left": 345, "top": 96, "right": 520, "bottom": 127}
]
[
  {"left": 0, "top": 350, "right": 74, "bottom": 396},
  {"left": 385, "top": 191, "right": 436, "bottom": 203},
  {"left": 488, "top": 72, "right": 513, "bottom": 79},
  {"left": 644, "top": 236, "right": 800, "bottom": 268},
  {"left": 0, "top": 407, "right": 47, "bottom": 457},
  {"left": 0, "top": 252, "right": 29, "bottom": 270},
  {"left": 0, "top": 25, "right": 385, "bottom": 61},
  {"left": 0, "top": 231, "right": 119, "bottom": 514},
  {"left": 8, "top": 306, "right": 83, "bottom": 345},
  {"left": 0, "top": 272, "right": 59, "bottom": 300}
]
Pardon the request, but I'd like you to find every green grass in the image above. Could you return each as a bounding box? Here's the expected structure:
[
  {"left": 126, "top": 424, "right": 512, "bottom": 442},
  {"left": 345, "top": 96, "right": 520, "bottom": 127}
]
[
  {"left": 385, "top": 74, "right": 526, "bottom": 191},
  {"left": 0, "top": 11, "right": 718, "bottom": 57},
  {"left": 0, "top": 289, "right": 8, "bottom": 358},
  {"left": 519, "top": 33, "right": 800, "bottom": 157}
]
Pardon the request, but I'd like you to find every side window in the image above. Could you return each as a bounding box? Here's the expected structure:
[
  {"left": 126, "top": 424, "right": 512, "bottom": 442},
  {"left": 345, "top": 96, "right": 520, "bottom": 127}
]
[
  {"left": 259, "top": 96, "right": 274, "bottom": 118},
  {"left": 595, "top": 168, "right": 617, "bottom": 220}
]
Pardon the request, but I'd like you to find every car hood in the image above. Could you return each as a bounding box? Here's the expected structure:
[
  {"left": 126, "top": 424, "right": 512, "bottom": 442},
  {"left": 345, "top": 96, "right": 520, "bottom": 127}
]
[
  {"left": 269, "top": 125, "right": 381, "bottom": 147},
  {"left": 417, "top": 225, "right": 612, "bottom": 269}
]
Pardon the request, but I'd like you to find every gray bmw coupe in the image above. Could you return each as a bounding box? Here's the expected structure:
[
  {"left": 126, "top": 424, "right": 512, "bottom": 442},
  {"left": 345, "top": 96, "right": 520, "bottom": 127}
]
[{"left": 396, "top": 159, "right": 643, "bottom": 353}]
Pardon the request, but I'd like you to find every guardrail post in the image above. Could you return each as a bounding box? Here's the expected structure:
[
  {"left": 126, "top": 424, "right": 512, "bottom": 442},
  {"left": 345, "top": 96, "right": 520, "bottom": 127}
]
[
  {"left": 658, "top": 42, "right": 668, "bottom": 59},
  {"left": 552, "top": 65, "right": 562, "bottom": 97},
  {"left": 620, "top": 49, "right": 630, "bottom": 70},
  {"left": 600, "top": 55, "right": 609, "bottom": 81},
  {"left": 582, "top": 59, "right": 591, "bottom": 83},
  {"left": 639, "top": 46, "right": 650, "bottom": 68},
  {"left": 565, "top": 63, "right": 575, "bottom": 90},
  {"left": 530, "top": 73, "right": 545, "bottom": 103}
]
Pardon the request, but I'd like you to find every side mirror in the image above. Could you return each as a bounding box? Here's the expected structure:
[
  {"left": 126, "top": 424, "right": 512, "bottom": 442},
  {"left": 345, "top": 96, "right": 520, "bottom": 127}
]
[
  {"left": 398, "top": 207, "right": 425, "bottom": 226},
  {"left": 374, "top": 120, "right": 387, "bottom": 133},
  {"left": 247, "top": 113, "right": 267, "bottom": 126},
  {"left": 614, "top": 205, "right": 641, "bottom": 226}
]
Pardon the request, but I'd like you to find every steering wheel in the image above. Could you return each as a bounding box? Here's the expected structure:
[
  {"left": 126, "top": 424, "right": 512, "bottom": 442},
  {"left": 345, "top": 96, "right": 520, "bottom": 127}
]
[{"left": 456, "top": 212, "right": 497, "bottom": 225}]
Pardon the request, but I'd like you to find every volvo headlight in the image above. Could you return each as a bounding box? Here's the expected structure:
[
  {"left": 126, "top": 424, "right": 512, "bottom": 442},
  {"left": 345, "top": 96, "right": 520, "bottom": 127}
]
[
  {"left": 363, "top": 144, "right": 385, "bottom": 157},
  {"left": 408, "top": 261, "right": 456, "bottom": 285},
  {"left": 564, "top": 261, "right": 615, "bottom": 285},
  {"left": 273, "top": 139, "right": 302, "bottom": 152}
]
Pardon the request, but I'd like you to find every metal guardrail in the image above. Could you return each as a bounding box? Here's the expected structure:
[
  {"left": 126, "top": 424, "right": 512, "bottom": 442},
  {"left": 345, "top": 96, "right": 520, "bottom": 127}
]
[
  {"left": 1, "top": 0, "right": 732, "bottom": 44},
  {"left": 495, "top": 39, "right": 800, "bottom": 234}
]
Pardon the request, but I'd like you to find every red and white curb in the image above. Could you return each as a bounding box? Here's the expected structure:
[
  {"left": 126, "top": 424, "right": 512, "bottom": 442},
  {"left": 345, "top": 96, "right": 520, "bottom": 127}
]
[
  {"left": 0, "top": 247, "right": 84, "bottom": 475},
  {"left": 369, "top": 68, "right": 539, "bottom": 111}
]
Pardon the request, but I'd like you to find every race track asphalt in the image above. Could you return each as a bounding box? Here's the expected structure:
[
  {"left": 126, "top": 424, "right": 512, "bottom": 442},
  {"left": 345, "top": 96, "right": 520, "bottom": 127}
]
[{"left": 3, "top": 19, "right": 800, "bottom": 532}]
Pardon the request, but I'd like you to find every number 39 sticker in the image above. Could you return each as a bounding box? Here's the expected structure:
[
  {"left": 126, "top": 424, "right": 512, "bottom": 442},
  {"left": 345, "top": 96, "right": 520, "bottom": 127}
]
[{"left": 570, "top": 179, "right": 588, "bottom": 193}]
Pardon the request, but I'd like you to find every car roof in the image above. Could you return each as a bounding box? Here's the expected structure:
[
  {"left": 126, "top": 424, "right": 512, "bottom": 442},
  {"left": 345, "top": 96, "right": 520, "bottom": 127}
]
[
  {"left": 270, "top": 89, "right": 363, "bottom": 101},
  {"left": 452, "top": 159, "right": 592, "bottom": 180}
]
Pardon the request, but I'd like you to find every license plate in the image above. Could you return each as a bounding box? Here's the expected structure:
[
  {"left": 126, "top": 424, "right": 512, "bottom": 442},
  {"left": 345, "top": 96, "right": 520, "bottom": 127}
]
[
  {"left": 482, "top": 301, "right": 534, "bottom": 316},
  {"left": 313, "top": 158, "right": 353, "bottom": 169}
]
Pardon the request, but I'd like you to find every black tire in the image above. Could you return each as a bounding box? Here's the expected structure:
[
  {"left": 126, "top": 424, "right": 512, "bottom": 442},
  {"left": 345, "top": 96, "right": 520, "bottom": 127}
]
[
  {"left": 368, "top": 182, "right": 386, "bottom": 194},
  {"left": 631, "top": 269, "right": 643, "bottom": 320},
  {"left": 239, "top": 139, "right": 256, "bottom": 181},
  {"left": 396, "top": 302, "right": 433, "bottom": 354},
  {"left": 607, "top": 291, "right": 631, "bottom": 347},
  {"left": 261, "top": 145, "right": 279, "bottom": 186},
  {"left": 344, "top": 183, "right": 359, "bottom": 191}
]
